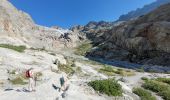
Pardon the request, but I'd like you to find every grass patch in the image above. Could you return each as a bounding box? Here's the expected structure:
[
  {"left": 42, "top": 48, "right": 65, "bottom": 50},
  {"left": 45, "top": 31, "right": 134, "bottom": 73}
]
[
  {"left": 10, "top": 77, "right": 27, "bottom": 85},
  {"left": 10, "top": 71, "right": 43, "bottom": 85},
  {"left": 76, "top": 67, "right": 82, "bottom": 73},
  {"left": 58, "top": 63, "right": 75, "bottom": 76},
  {"left": 30, "top": 47, "right": 47, "bottom": 51},
  {"left": 133, "top": 87, "right": 156, "bottom": 100},
  {"left": 142, "top": 80, "right": 170, "bottom": 100},
  {"left": 141, "top": 77, "right": 149, "bottom": 81},
  {"left": 88, "top": 79, "right": 123, "bottom": 96},
  {"left": 74, "top": 42, "right": 93, "bottom": 56},
  {"left": 155, "top": 78, "right": 170, "bottom": 85},
  {"left": 115, "top": 69, "right": 135, "bottom": 76},
  {"left": 98, "top": 65, "right": 116, "bottom": 76},
  {"left": 0, "top": 44, "right": 26, "bottom": 52},
  {"left": 99, "top": 66, "right": 135, "bottom": 76},
  {"left": 137, "top": 67, "right": 145, "bottom": 72}
]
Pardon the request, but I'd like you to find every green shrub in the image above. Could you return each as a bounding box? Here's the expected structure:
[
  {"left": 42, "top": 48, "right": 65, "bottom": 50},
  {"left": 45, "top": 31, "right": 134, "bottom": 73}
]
[
  {"left": 99, "top": 66, "right": 116, "bottom": 76},
  {"left": 76, "top": 67, "right": 82, "bottom": 73},
  {"left": 141, "top": 77, "right": 149, "bottom": 81},
  {"left": 58, "top": 63, "right": 75, "bottom": 75},
  {"left": 88, "top": 79, "right": 123, "bottom": 96},
  {"left": 133, "top": 87, "right": 156, "bottom": 100},
  {"left": 30, "top": 47, "right": 46, "bottom": 51},
  {"left": 142, "top": 80, "right": 170, "bottom": 100},
  {"left": 0, "top": 44, "right": 26, "bottom": 52},
  {"left": 137, "top": 67, "right": 145, "bottom": 72},
  {"left": 74, "top": 42, "right": 93, "bottom": 56},
  {"left": 10, "top": 77, "right": 27, "bottom": 85},
  {"left": 155, "top": 78, "right": 170, "bottom": 85},
  {"left": 99, "top": 66, "right": 135, "bottom": 76},
  {"left": 115, "top": 69, "right": 135, "bottom": 76}
]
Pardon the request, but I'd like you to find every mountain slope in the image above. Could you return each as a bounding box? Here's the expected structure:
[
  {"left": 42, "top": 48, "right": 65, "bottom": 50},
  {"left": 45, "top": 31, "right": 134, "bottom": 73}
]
[
  {"left": 118, "top": 0, "right": 170, "bottom": 21},
  {"left": 87, "top": 3, "right": 170, "bottom": 67},
  {"left": 0, "top": 0, "right": 80, "bottom": 50}
]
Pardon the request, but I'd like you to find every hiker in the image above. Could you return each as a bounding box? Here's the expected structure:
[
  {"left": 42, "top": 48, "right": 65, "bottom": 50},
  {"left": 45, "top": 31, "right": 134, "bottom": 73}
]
[
  {"left": 60, "top": 73, "right": 68, "bottom": 91},
  {"left": 59, "top": 73, "right": 70, "bottom": 98},
  {"left": 26, "top": 68, "right": 36, "bottom": 92}
]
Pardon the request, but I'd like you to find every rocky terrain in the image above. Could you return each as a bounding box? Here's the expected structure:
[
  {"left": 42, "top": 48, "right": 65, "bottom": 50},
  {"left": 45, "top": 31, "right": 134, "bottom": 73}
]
[
  {"left": 0, "top": 0, "right": 170, "bottom": 100},
  {"left": 73, "top": 3, "right": 170, "bottom": 69},
  {"left": 0, "top": 0, "right": 81, "bottom": 50}
]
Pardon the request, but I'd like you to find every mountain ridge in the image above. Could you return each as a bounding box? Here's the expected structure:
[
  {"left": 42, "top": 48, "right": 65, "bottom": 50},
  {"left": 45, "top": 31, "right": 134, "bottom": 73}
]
[{"left": 118, "top": 0, "right": 170, "bottom": 21}]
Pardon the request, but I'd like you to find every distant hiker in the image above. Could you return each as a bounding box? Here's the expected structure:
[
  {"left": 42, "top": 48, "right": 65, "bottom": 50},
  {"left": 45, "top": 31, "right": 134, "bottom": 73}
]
[
  {"left": 59, "top": 73, "right": 70, "bottom": 98},
  {"left": 26, "top": 68, "right": 35, "bottom": 92},
  {"left": 60, "top": 73, "right": 69, "bottom": 91}
]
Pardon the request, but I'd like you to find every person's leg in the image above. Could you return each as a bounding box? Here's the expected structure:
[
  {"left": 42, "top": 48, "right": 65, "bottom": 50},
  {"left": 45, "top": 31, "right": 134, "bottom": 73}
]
[
  {"left": 29, "top": 78, "right": 32, "bottom": 91},
  {"left": 31, "top": 78, "right": 35, "bottom": 91}
]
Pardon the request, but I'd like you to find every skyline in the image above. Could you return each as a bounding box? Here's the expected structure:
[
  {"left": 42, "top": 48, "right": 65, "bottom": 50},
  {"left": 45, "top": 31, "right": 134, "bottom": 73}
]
[{"left": 10, "top": 0, "right": 156, "bottom": 28}]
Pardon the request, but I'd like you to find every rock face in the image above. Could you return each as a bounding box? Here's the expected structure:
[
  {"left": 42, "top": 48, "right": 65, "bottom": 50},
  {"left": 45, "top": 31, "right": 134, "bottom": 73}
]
[
  {"left": 0, "top": 0, "right": 80, "bottom": 50},
  {"left": 70, "top": 21, "right": 116, "bottom": 43},
  {"left": 87, "top": 3, "right": 170, "bottom": 66},
  {"left": 118, "top": 0, "right": 170, "bottom": 21}
]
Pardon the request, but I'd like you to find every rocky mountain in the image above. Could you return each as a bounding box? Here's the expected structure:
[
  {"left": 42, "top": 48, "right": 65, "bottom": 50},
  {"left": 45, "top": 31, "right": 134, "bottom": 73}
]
[
  {"left": 71, "top": 21, "right": 121, "bottom": 44},
  {"left": 1, "top": 1, "right": 170, "bottom": 100},
  {"left": 86, "top": 3, "right": 170, "bottom": 66},
  {"left": 0, "top": 0, "right": 80, "bottom": 50},
  {"left": 118, "top": 0, "right": 170, "bottom": 21}
]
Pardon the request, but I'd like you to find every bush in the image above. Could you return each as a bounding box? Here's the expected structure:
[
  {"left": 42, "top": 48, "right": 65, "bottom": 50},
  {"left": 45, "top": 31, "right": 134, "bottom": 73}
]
[
  {"left": 142, "top": 80, "right": 170, "bottom": 100},
  {"left": 76, "top": 67, "right": 82, "bottom": 73},
  {"left": 88, "top": 79, "right": 123, "bottom": 96},
  {"left": 133, "top": 87, "right": 156, "bottom": 100},
  {"left": 58, "top": 63, "right": 75, "bottom": 75},
  {"left": 99, "top": 66, "right": 116, "bottom": 76},
  {"left": 141, "top": 77, "right": 149, "bottom": 81},
  {"left": 99, "top": 66, "right": 135, "bottom": 76},
  {"left": 0, "top": 44, "right": 26, "bottom": 52},
  {"left": 155, "top": 78, "right": 170, "bottom": 85},
  {"left": 74, "top": 42, "right": 93, "bottom": 56},
  {"left": 10, "top": 77, "right": 27, "bottom": 85},
  {"left": 115, "top": 69, "right": 135, "bottom": 76},
  {"left": 137, "top": 67, "right": 145, "bottom": 72}
]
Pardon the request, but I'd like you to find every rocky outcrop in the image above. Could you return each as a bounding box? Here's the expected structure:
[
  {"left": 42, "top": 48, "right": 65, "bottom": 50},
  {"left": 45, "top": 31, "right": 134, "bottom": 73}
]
[
  {"left": 0, "top": 0, "right": 81, "bottom": 50},
  {"left": 70, "top": 21, "right": 116, "bottom": 43},
  {"left": 118, "top": 0, "right": 170, "bottom": 21},
  {"left": 87, "top": 3, "right": 170, "bottom": 66}
]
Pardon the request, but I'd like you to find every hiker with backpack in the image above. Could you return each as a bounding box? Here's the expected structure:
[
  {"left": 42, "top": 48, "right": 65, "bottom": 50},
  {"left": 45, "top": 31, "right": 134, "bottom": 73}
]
[
  {"left": 59, "top": 73, "right": 69, "bottom": 98},
  {"left": 60, "top": 73, "right": 68, "bottom": 91},
  {"left": 26, "top": 68, "right": 36, "bottom": 92}
]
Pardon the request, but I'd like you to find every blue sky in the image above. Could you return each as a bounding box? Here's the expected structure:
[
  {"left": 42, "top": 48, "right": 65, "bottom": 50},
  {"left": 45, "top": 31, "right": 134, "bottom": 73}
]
[{"left": 10, "top": 0, "right": 155, "bottom": 28}]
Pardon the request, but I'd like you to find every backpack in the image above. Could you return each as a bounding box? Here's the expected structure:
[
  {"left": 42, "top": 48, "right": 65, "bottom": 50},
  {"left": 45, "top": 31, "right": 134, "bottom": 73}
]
[
  {"left": 60, "top": 76, "right": 65, "bottom": 86},
  {"left": 25, "top": 70, "right": 31, "bottom": 78}
]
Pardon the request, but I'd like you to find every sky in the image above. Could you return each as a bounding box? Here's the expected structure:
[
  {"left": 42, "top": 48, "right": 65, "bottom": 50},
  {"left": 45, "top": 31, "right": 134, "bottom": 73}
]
[{"left": 10, "top": 0, "right": 156, "bottom": 28}]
